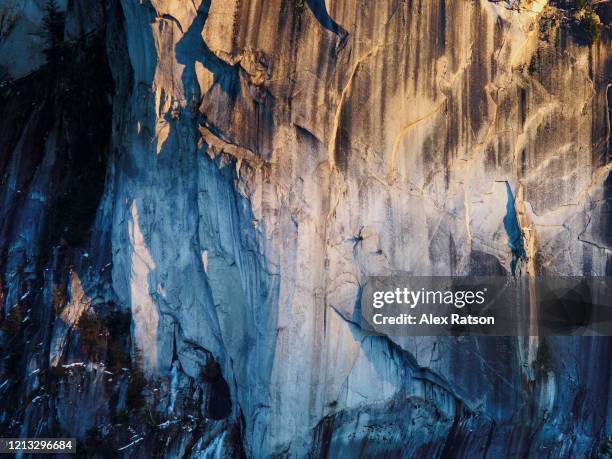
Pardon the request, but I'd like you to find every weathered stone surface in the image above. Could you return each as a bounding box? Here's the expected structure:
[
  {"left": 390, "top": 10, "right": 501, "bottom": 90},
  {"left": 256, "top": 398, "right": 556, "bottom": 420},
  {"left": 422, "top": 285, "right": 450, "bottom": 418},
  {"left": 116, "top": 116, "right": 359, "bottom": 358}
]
[{"left": 0, "top": 0, "right": 610, "bottom": 457}]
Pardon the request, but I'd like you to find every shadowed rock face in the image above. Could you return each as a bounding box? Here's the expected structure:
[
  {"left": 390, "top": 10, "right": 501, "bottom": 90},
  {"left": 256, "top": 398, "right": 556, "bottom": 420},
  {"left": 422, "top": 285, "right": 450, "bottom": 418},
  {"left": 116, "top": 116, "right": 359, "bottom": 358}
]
[{"left": 0, "top": 0, "right": 610, "bottom": 457}]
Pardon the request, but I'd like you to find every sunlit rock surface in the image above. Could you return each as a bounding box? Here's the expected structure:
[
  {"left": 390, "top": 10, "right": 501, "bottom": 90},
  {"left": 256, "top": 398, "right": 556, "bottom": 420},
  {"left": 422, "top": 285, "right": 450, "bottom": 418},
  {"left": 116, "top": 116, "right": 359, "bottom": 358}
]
[{"left": 0, "top": 0, "right": 610, "bottom": 457}]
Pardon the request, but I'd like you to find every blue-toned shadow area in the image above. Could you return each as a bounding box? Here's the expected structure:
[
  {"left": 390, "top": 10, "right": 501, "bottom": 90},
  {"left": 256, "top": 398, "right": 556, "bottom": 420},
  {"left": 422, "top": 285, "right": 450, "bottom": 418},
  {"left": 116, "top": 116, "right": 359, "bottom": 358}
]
[
  {"left": 306, "top": 0, "right": 349, "bottom": 49},
  {"left": 503, "top": 182, "right": 527, "bottom": 275}
]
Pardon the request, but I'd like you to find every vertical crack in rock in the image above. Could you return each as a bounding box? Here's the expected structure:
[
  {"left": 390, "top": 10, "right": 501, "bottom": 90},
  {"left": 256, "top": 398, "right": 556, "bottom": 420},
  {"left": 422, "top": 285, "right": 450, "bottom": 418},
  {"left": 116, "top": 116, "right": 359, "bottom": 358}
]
[
  {"left": 503, "top": 182, "right": 527, "bottom": 275},
  {"left": 328, "top": 45, "right": 381, "bottom": 171}
]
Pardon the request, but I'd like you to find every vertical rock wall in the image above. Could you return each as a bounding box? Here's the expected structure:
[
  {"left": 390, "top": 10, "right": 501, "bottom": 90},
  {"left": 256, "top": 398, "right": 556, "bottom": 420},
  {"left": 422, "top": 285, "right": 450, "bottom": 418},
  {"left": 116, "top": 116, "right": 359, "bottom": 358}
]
[{"left": 0, "top": 0, "right": 610, "bottom": 457}]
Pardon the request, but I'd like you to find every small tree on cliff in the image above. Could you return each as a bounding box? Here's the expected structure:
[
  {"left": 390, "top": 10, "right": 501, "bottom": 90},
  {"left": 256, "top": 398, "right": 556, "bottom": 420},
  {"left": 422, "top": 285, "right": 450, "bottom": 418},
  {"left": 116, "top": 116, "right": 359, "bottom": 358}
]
[{"left": 572, "top": 0, "right": 602, "bottom": 44}]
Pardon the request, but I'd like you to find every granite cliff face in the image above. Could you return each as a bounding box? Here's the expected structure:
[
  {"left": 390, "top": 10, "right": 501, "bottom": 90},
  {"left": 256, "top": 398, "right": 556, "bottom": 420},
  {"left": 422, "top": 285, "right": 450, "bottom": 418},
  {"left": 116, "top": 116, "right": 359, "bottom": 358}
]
[{"left": 0, "top": 0, "right": 611, "bottom": 457}]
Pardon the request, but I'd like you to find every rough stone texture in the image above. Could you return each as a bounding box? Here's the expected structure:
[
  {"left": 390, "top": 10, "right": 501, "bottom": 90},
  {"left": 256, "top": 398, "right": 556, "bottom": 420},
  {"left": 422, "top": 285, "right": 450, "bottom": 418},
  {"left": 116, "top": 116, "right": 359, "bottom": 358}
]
[{"left": 0, "top": 0, "right": 611, "bottom": 457}]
